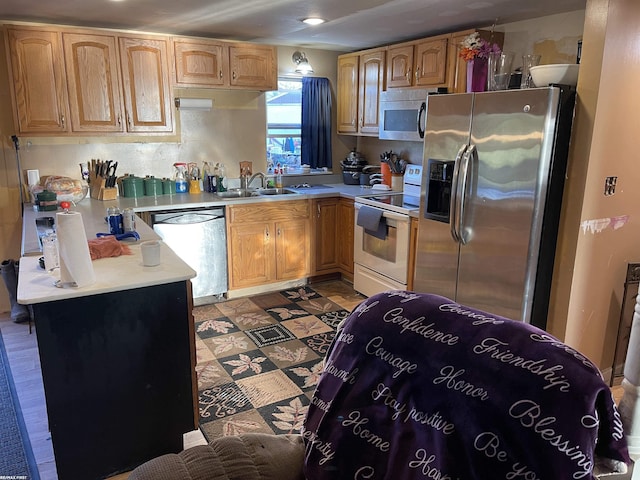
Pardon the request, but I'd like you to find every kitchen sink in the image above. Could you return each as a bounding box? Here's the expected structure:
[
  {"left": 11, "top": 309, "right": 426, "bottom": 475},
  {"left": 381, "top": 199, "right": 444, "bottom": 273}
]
[
  {"left": 216, "top": 188, "right": 258, "bottom": 198},
  {"left": 257, "top": 188, "right": 296, "bottom": 195}
]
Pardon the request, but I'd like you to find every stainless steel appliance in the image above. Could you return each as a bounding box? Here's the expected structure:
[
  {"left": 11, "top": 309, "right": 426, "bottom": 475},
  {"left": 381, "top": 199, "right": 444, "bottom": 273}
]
[
  {"left": 414, "top": 86, "right": 576, "bottom": 329},
  {"left": 379, "top": 88, "right": 437, "bottom": 141},
  {"left": 354, "top": 165, "right": 422, "bottom": 296},
  {"left": 151, "top": 207, "right": 227, "bottom": 305}
]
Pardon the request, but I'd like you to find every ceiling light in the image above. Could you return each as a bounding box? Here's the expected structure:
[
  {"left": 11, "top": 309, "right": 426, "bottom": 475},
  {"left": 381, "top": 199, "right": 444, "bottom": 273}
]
[
  {"left": 302, "top": 17, "right": 325, "bottom": 25},
  {"left": 292, "top": 51, "right": 314, "bottom": 75}
]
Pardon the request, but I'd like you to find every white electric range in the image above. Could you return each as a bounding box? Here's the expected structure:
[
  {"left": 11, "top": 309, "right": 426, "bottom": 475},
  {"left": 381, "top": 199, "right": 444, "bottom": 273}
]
[{"left": 353, "top": 164, "right": 422, "bottom": 297}]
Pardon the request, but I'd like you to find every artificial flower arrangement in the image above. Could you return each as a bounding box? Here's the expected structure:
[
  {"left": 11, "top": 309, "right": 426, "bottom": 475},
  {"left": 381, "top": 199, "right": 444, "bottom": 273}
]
[{"left": 459, "top": 32, "right": 501, "bottom": 62}]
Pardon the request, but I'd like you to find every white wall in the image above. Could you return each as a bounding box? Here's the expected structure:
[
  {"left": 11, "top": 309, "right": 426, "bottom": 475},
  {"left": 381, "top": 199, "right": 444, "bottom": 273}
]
[{"left": 497, "top": 10, "right": 585, "bottom": 69}]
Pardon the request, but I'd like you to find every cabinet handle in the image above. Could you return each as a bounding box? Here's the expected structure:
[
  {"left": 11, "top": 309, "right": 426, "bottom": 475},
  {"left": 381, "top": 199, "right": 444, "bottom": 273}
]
[
  {"left": 277, "top": 228, "right": 281, "bottom": 236},
  {"left": 127, "top": 114, "right": 132, "bottom": 127},
  {"left": 360, "top": 117, "right": 363, "bottom": 127},
  {"left": 232, "top": 71, "right": 237, "bottom": 80},
  {"left": 415, "top": 68, "right": 419, "bottom": 81},
  {"left": 317, "top": 204, "right": 321, "bottom": 218},
  {"left": 219, "top": 69, "right": 223, "bottom": 79},
  {"left": 406, "top": 68, "right": 411, "bottom": 81},
  {"left": 60, "top": 114, "right": 65, "bottom": 128},
  {"left": 117, "top": 114, "right": 122, "bottom": 125},
  {"left": 265, "top": 227, "right": 269, "bottom": 238}
]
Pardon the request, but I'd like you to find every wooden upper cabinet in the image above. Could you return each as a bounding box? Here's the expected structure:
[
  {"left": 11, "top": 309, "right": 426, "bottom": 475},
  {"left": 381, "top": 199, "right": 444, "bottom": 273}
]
[
  {"left": 228, "top": 44, "right": 277, "bottom": 91},
  {"left": 386, "top": 35, "right": 448, "bottom": 88},
  {"left": 173, "top": 38, "right": 227, "bottom": 87},
  {"left": 62, "top": 33, "right": 124, "bottom": 132},
  {"left": 6, "top": 27, "right": 70, "bottom": 134},
  {"left": 358, "top": 49, "right": 385, "bottom": 135},
  {"left": 386, "top": 44, "right": 414, "bottom": 88},
  {"left": 414, "top": 36, "right": 448, "bottom": 86},
  {"left": 337, "top": 54, "right": 359, "bottom": 134},
  {"left": 118, "top": 35, "right": 173, "bottom": 133},
  {"left": 337, "top": 48, "right": 384, "bottom": 136}
]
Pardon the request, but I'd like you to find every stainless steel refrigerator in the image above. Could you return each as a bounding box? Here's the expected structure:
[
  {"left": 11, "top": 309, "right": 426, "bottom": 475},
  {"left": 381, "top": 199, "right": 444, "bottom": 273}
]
[{"left": 413, "top": 86, "right": 575, "bottom": 329}]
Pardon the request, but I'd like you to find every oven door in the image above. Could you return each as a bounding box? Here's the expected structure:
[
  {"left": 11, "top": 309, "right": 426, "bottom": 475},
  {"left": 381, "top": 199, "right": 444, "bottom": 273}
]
[{"left": 354, "top": 203, "right": 410, "bottom": 284}]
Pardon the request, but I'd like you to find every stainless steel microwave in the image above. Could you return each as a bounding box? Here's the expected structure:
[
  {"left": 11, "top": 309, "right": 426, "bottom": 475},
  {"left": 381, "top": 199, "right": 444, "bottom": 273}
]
[{"left": 378, "top": 88, "right": 438, "bottom": 141}]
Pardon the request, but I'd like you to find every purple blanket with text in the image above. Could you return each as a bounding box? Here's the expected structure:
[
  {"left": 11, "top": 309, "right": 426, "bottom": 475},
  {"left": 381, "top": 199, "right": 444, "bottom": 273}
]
[{"left": 302, "top": 292, "right": 629, "bottom": 479}]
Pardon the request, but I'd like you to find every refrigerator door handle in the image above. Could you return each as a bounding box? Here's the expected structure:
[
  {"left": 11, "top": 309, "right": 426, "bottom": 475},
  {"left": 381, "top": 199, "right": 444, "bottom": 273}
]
[
  {"left": 457, "top": 144, "right": 475, "bottom": 245},
  {"left": 449, "top": 144, "right": 467, "bottom": 242}
]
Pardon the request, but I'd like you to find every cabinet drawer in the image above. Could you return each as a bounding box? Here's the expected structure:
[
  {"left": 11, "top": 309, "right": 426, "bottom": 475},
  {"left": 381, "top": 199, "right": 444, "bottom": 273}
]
[{"left": 228, "top": 200, "right": 310, "bottom": 224}]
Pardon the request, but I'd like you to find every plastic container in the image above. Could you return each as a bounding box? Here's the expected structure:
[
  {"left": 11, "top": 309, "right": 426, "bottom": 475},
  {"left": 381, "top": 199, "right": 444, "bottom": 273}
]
[{"left": 174, "top": 163, "right": 188, "bottom": 194}]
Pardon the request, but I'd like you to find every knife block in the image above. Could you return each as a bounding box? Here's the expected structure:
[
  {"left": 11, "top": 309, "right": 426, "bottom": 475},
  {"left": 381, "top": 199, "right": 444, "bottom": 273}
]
[{"left": 89, "top": 173, "right": 117, "bottom": 201}]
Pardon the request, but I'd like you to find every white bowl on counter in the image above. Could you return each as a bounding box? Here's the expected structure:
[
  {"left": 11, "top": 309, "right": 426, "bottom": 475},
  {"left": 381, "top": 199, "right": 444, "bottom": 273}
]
[{"left": 530, "top": 64, "right": 580, "bottom": 87}]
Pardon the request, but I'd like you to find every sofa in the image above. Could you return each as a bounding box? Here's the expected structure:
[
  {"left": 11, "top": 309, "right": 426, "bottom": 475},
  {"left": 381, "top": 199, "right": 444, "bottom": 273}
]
[
  {"left": 129, "top": 291, "right": 630, "bottom": 479},
  {"left": 127, "top": 433, "right": 304, "bottom": 480}
]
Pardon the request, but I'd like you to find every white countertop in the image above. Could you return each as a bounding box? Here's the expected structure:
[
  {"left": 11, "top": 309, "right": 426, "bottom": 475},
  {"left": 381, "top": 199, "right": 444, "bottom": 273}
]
[
  {"left": 17, "top": 181, "right": 371, "bottom": 305},
  {"left": 19, "top": 202, "right": 196, "bottom": 305},
  {"left": 17, "top": 242, "right": 196, "bottom": 304}
]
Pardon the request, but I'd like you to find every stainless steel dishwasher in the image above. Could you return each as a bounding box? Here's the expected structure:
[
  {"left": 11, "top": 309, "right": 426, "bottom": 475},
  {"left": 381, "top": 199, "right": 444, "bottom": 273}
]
[{"left": 151, "top": 207, "right": 227, "bottom": 305}]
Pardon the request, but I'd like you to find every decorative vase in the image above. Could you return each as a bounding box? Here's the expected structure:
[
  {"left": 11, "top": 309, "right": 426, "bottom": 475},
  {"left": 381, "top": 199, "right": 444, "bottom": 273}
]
[{"left": 466, "top": 57, "right": 488, "bottom": 92}]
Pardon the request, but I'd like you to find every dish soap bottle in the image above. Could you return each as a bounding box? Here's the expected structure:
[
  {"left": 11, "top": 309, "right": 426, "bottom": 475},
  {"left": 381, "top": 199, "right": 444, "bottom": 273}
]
[{"left": 174, "top": 163, "right": 188, "bottom": 194}]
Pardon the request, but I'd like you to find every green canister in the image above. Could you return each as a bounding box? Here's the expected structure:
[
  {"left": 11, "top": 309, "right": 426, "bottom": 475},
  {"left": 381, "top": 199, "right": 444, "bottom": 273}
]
[
  {"left": 144, "top": 176, "right": 163, "bottom": 197},
  {"left": 37, "top": 190, "right": 58, "bottom": 211},
  {"left": 162, "top": 178, "right": 176, "bottom": 195},
  {"left": 121, "top": 175, "right": 144, "bottom": 198}
]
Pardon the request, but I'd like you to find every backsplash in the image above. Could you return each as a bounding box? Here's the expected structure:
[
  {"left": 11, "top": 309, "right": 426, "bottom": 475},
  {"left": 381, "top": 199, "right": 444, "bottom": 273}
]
[{"left": 9, "top": 90, "right": 270, "bottom": 184}]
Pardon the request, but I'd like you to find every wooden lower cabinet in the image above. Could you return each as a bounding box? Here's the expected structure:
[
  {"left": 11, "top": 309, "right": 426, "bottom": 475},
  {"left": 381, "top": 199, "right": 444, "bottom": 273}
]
[
  {"left": 312, "top": 198, "right": 340, "bottom": 274},
  {"left": 408, "top": 217, "right": 419, "bottom": 290},
  {"left": 311, "top": 197, "right": 354, "bottom": 280},
  {"left": 227, "top": 200, "right": 310, "bottom": 290},
  {"left": 337, "top": 198, "right": 355, "bottom": 278}
]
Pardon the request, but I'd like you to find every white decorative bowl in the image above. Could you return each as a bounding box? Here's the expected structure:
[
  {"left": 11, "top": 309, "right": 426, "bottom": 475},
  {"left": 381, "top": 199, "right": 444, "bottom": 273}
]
[{"left": 529, "top": 64, "right": 580, "bottom": 87}]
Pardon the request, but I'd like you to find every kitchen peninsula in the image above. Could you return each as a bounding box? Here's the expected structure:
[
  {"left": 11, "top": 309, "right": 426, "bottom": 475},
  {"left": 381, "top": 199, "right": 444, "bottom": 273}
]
[
  {"left": 17, "top": 183, "right": 365, "bottom": 479},
  {"left": 17, "top": 205, "right": 197, "bottom": 480}
]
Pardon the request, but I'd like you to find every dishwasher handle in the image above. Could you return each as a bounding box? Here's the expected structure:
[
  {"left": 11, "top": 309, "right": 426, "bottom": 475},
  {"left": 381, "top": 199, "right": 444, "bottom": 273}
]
[{"left": 152, "top": 212, "right": 225, "bottom": 225}]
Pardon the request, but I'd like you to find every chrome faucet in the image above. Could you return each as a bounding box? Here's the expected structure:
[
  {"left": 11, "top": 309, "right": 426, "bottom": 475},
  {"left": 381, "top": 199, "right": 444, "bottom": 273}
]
[
  {"left": 247, "top": 172, "right": 266, "bottom": 189},
  {"left": 240, "top": 167, "right": 249, "bottom": 190}
]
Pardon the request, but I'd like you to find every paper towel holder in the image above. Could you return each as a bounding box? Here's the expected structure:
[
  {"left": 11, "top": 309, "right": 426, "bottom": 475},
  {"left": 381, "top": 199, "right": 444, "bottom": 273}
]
[{"left": 174, "top": 98, "right": 213, "bottom": 111}]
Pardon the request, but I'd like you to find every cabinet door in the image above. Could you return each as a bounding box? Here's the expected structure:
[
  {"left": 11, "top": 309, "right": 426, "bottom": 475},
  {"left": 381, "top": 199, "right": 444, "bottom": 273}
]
[
  {"left": 337, "top": 198, "right": 355, "bottom": 276},
  {"left": 358, "top": 50, "right": 385, "bottom": 136},
  {"left": 228, "top": 44, "right": 277, "bottom": 91},
  {"left": 337, "top": 54, "right": 359, "bottom": 134},
  {"left": 386, "top": 44, "right": 414, "bottom": 88},
  {"left": 174, "top": 38, "right": 228, "bottom": 87},
  {"left": 447, "top": 32, "right": 471, "bottom": 93},
  {"left": 313, "top": 198, "right": 339, "bottom": 274},
  {"left": 228, "top": 222, "right": 273, "bottom": 288},
  {"left": 62, "top": 33, "right": 124, "bottom": 132},
  {"left": 276, "top": 219, "right": 309, "bottom": 280},
  {"left": 414, "top": 37, "right": 448, "bottom": 86},
  {"left": 6, "top": 28, "right": 70, "bottom": 133},
  {"left": 118, "top": 35, "right": 173, "bottom": 133}
]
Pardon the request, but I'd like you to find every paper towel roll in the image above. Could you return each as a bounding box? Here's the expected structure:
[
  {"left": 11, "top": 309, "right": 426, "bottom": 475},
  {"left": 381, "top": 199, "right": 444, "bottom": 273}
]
[{"left": 56, "top": 211, "right": 95, "bottom": 287}]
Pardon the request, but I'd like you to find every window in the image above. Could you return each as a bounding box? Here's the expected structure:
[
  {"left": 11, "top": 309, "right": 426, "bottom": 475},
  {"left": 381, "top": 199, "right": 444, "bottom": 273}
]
[{"left": 266, "top": 79, "right": 301, "bottom": 171}]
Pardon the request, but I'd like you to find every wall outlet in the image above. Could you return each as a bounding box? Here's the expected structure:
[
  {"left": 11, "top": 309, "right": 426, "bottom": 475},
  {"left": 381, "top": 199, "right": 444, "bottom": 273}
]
[{"left": 604, "top": 176, "right": 617, "bottom": 196}]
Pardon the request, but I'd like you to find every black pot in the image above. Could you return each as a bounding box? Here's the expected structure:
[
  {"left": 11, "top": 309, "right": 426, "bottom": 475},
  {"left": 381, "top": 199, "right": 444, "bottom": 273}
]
[{"left": 343, "top": 171, "right": 361, "bottom": 185}]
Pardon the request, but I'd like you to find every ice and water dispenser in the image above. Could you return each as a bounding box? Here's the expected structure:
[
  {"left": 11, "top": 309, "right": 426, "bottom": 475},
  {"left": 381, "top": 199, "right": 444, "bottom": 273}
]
[{"left": 424, "top": 159, "right": 454, "bottom": 222}]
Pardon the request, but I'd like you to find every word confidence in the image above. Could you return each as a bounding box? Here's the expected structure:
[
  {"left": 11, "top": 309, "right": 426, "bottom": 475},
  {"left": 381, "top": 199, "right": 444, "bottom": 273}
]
[{"left": 382, "top": 308, "right": 459, "bottom": 345}]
